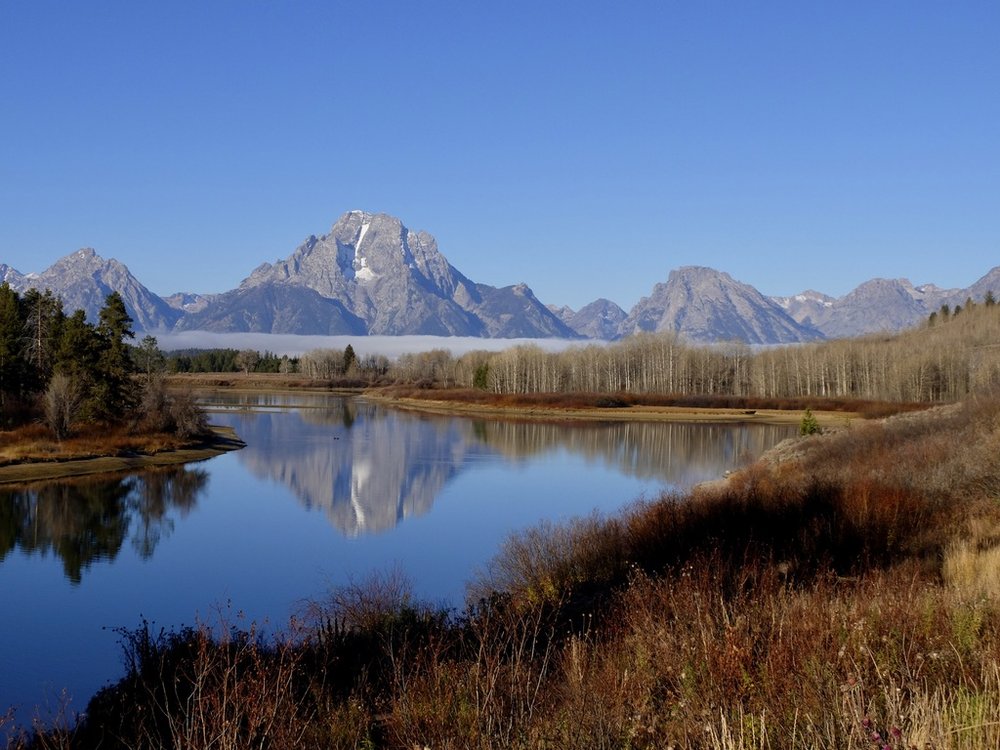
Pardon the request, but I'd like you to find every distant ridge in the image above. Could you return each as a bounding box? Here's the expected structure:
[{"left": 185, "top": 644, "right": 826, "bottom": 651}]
[
  {"left": 3, "top": 212, "right": 998, "bottom": 344},
  {"left": 618, "top": 266, "right": 821, "bottom": 344},
  {"left": 5, "top": 248, "right": 179, "bottom": 331}
]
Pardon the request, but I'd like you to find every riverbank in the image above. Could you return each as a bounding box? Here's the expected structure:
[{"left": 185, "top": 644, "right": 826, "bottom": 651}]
[
  {"left": 166, "top": 372, "right": 364, "bottom": 393},
  {"left": 0, "top": 425, "right": 245, "bottom": 486},
  {"left": 361, "top": 386, "right": 927, "bottom": 426},
  {"left": 365, "top": 391, "right": 849, "bottom": 425},
  {"left": 168, "top": 373, "right": 916, "bottom": 426}
]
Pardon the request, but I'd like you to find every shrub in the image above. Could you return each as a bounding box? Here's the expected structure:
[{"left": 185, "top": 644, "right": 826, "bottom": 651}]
[
  {"left": 41, "top": 373, "right": 83, "bottom": 439},
  {"left": 168, "top": 390, "right": 208, "bottom": 439},
  {"left": 138, "top": 377, "right": 208, "bottom": 438}
]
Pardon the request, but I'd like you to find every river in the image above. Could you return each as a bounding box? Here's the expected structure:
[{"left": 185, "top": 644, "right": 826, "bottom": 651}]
[{"left": 0, "top": 393, "right": 796, "bottom": 725}]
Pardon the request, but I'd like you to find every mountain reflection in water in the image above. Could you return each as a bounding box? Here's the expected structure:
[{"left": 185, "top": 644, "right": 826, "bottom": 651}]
[
  {"left": 217, "top": 398, "right": 793, "bottom": 537},
  {"left": 0, "top": 467, "right": 208, "bottom": 583}
]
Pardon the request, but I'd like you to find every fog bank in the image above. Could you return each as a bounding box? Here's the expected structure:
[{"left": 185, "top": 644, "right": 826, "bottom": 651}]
[{"left": 155, "top": 332, "right": 589, "bottom": 359}]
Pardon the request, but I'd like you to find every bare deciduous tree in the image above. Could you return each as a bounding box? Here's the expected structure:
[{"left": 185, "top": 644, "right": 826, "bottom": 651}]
[{"left": 43, "top": 372, "right": 83, "bottom": 439}]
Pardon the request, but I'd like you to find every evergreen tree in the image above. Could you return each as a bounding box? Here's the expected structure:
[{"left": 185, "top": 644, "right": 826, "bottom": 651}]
[
  {"left": 94, "top": 292, "right": 137, "bottom": 419},
  {"left": 0, "top": 283, "right": 27, "bottom": 414},
  {"left": 22, "top": 288, "right": 64, "bottom": 391},
  {"left": 343, "top": 344, "right": 357, "bottom": 373},
  {"left": 56, "top": 309, "right": 101, "bottom": 417},
  {"left": 473, "top": 362, "right": 490, "bottom": 390},
  {"left": 799, "top": 408, "right": 821, "bottom": 436}
]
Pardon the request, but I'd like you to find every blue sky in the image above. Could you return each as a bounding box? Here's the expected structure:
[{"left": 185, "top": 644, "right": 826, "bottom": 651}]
[{"left": 2, "top": 1, "right": 998, "bottom": 310}]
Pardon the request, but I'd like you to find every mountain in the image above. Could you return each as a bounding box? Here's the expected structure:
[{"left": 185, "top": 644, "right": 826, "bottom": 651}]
[
  {"left": 959, "top": 266, "right": 1000, "bottom": 307},
  {"left": 469, "top": 283, "right": 577, "bottom": 338},
  {"left": 164, "top": 292, "right": 215, "bottom": 315},
  {"left": 551, "top": 298, "right": 628, "bottom": 340},
  {"left": 181, "top": 211, "right": 577, "bottom": 338},
  {"left": 175, "top": 283, "right": 367, "bottom": 334},
  {"left": 1, "top": 263, "right": 25, "bottom": 287},
  {"left": 6, "top": 249, "right": 180, "bottom": 332},
  {"left": 774, "top": 270, "right": 1000, "bottom": 339},
  {"left": 771, "top": 290, "right": 835, "bottom": 330},
  {"left": 619, "top": 266, "right": 822, "bottom": 344},
  {"left": 6, "top": 214, "right": 997, "bottom": 344}
]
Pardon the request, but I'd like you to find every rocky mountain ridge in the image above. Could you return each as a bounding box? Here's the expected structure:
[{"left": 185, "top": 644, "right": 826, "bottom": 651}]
[
  {"left": 3, "top": 211, "right": 997, "bottom": 344},
  {"left": 618, "top": 267, "right": 823, "bottom": 345}
]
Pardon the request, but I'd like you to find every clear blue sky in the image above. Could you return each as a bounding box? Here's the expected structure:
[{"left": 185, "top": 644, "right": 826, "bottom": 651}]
[{"left": 2, "top": 1, "right": 998, "bottom": 310}]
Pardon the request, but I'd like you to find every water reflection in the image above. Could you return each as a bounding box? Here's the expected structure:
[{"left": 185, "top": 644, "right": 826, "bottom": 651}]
[
  {"left": 471, "top": 419, "right": 790, "bottom": 484},
  {"left": 0, "top": 467, "right": 208, "bottom": 583},
  {"left": 224, "top": 402, "right": 476, "bottom": 536},
  {"left": 218, "top": 398, "right": 795, "bottom": 537}
]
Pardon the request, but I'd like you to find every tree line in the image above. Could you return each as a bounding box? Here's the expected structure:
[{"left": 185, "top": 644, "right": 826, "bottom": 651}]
[
  {"left": 166, "top": 348, "right": 298, "bottom": 375},
  {"left": 0, "top": 284, "right": 203, "bottom": 438},
  {"left": 368, "top": 297, "right": 1000, "bottom": 403}
]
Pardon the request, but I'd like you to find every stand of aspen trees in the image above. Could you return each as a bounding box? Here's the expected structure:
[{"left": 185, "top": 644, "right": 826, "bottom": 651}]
[{"left": 377, "top": 302, "right": 1000, "bottom": 403}]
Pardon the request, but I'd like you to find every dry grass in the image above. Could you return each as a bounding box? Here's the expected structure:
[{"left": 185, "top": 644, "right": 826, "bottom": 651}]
[
  {"left": 373, "top": 386, "right": 926, "bottom": 419},
  {"left": 0, "top": 423, "right": 197, "bottom": 467}
]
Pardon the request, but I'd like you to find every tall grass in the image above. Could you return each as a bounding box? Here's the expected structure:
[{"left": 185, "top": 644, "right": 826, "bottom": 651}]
[{"left": 12, "top": 398, "right": 1000, "bottom": 749}]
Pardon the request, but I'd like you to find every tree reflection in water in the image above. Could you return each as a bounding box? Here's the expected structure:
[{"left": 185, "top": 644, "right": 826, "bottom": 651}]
[{"left": 0, "top": 467, "right": 208, "bottom": 583}]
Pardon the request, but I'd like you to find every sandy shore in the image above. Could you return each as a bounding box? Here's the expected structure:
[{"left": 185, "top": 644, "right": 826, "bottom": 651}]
[{"left": 0, "top": 425, "right": 245, "bottom": 486}]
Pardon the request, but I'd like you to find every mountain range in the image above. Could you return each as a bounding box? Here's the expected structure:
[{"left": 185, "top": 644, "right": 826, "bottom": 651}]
[{"left": 3, "top": 210, "right": 998, "bottom": 345}]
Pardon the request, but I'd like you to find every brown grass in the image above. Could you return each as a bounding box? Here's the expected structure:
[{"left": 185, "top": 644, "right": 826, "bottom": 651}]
[
  {"left": 0, "top": 423, "right": 198, "bottom": 467},
  {"left": 166, "top": 372, "right": 370, "bottom": 391},
  {"left": 372, "top": 385, "right": 928, "bottom": 419}
]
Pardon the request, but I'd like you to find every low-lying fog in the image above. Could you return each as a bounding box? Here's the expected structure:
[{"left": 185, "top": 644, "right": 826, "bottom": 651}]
[{"left": 155, "top": 332, "right": 589, "bottom": 358}]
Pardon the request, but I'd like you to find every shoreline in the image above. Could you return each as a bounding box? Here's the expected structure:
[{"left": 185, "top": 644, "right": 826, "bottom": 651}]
[
  {"left": 0, "top": 378, "right": 871, "bottom": 487},
  {"left": 166, "top": 374, "right": 900, "bottom": 427},
  {"left": 362, "top": 392, "right": 855, "bottom": 426},
  {"left": 0, "top": 425, "right": 245, "bottom": 486}
]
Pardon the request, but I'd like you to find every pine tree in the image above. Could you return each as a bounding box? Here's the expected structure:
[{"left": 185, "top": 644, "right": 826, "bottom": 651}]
[
  {"left": 22, "top": 288, "right": 64, "bottom": 391},
  {"left": 799, "top": 408, "right": 821, "bottom": 436},
  {"left": 94, "top": 292, "right": 137, "bottom": 419},
  {"left": 0, "top": 283, "right": 26, "bottom": 415}
]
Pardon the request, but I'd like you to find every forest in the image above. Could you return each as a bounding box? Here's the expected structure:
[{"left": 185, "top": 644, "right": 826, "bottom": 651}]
[{"left": 0, "top": 284, "right": 204, "bottom": 442}]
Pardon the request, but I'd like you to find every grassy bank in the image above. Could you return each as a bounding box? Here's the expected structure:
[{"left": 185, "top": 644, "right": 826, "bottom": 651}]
[
  {"left": 10, "top": 395, "right": 1000, "bottom": 748},
  {"left": 365, "top": 387, "right": 928, "bottom": 426},
  {"left": 166, "top": 372, "right": 368, "bottom": 392},
  {"left": 0, "top": 425, "right": 244, "bottom": 485}
]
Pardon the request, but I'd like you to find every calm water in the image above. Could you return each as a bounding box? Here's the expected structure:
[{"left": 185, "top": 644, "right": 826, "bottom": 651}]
[{"left": 0, "top": 394, "right": 795, "bottom": 722}]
